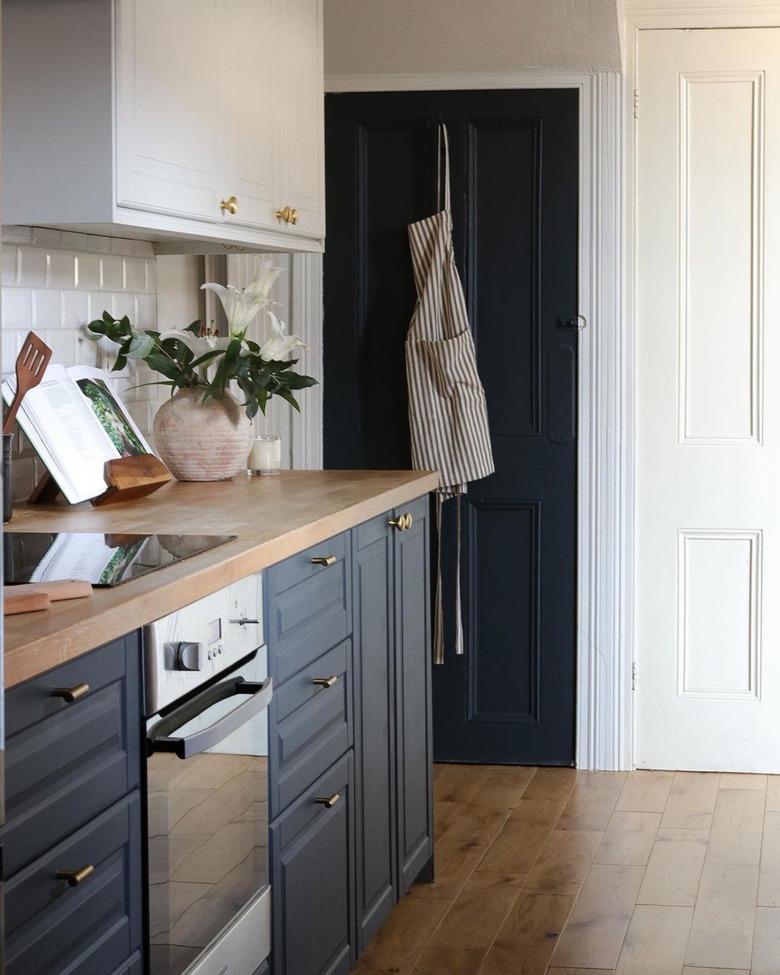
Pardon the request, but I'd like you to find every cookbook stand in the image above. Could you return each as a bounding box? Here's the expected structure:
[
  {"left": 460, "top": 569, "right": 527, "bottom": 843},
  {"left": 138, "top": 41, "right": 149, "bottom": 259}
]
[{"left": 29, "top": 454, "right": 172, "bottom": 507}]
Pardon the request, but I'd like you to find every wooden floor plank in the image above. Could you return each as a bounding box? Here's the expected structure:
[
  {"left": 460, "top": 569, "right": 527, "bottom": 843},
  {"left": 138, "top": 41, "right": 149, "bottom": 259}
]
[
  {"left": 407, "top": 834, "right": 487, "bottom": 902},
  {"left": 426, "top": 871, "right": 524, "bottom": 950},
  {"left": 548, "top": 863, "right": 645, "bottom": 969},
  {"left": 520, "top": 766, "right": 579, "bottom": 803},
  {"left": 476, "top": 798, "right": 566, "bottom": 875},
  {"left": 637, "top": 828, "right": 708, "bottom": 907},
  {"left": 661, "top": 772, "right": 719, "bottom": 830},
  {"left": 556, "top": 772, "right": 627, "bottom": 831},
  {"left": 475, "top": 766, "right": 537, "bottom": 810},
  {"left": 705, "top": 788, "right": 765, "bottom": 865},
  {"left": 719, "top": 771, "right": 767, "bottom": 790},
  {"left": 615, "top": 770, "right": 674, "bottom": 813},
  {"left": 683, "top": 862, "right": 759, "bottom": 970},
  {"left": 593, "top": 810, "right": 661, "bottom": 866},
  {"left": 478, "top": 892, "right": 575, "bottom": 975},
  {"left": 614, "top": 904, "right": 693, "bottom": 974},
  {"left": 751, "top": 905, "right": 780, "bottom": 975},
  {"left": 766, "top": 775, "right": 780, "bottom": 811},
  {"left": 352, "top": 896, "right": 451, "bottom": 975},
  {"left": 433, "top": 764, "right": 490, "bottom": 805},
  {"left": 523, "top": 829, "right": 603, "bottom": 896},
  {"left": 758, "top": 809, "right": 780, "bottom": 906},
  {"left": 409, "top": 947, "right": 486, "bottom": 975}
]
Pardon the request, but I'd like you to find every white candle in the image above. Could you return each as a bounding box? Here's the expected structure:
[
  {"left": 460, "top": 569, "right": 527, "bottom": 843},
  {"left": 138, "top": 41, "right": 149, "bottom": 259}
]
[{"left": 248, "top": 435, "right": 281, "bottom": 475}]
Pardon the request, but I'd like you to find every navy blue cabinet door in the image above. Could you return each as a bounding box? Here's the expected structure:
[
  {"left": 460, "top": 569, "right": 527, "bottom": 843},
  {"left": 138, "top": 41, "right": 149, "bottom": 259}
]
[
  {"left": 352, "top": 513, "right": 397, "bottom": 950},
  {"left": 324, "top": 89, "right": 578, "bottom": 765}
]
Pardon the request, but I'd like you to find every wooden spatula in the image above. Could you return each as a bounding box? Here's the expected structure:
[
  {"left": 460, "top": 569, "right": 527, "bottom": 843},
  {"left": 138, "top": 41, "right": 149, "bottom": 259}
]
[{"left": 3, "top": 331, "right": 52, "bottom": 435}]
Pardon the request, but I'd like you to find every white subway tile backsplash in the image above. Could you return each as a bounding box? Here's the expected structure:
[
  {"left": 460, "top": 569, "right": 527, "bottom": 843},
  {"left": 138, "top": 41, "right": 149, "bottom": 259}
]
[
  {"left": 60, "top": 231, "right": 89, "bottom": 251},
  {"left": 3, "top": 227, "right": 165, "bottom": 502},
  {"left": 75, "top": 253, "right": 102, "bottom": 290},
  {"left": 2, "top": 248, "right": 16, "bottom": 287},
  {"left": 31, "top": 289, "right": 62, "bottom": 329},
  {"left": 111, "top": 237, "right": 136, "bottom": 257},
  {"left": 87, "top": 235, "right": 112, "bottom": 254},
  {"left": 48, "top": 249, "right": 77, "bottom": 289},
  {"left": 101, "top": 254, "right": 125, "bottom": 291},
  {"left": 61, "top": 290, "right": 89, "bottom": 329},
  {"left": 17, "top": 246, "right": 49, "bottom": 287},
  {"left": 124, "top": 257, "right": 147, "bottom": 293},
  {"left": 3, "top": 289, "right": 33, "bottom": 329}
]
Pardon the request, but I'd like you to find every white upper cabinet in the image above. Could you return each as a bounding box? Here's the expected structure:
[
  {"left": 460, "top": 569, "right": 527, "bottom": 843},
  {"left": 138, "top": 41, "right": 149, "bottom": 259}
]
[{"left": 2, "top": 0, "right": 324, "bottom": 253}]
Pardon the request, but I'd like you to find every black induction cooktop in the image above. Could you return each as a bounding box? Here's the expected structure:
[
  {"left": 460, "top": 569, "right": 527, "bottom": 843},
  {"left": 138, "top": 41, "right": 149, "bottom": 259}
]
[{"left": 3, "top": 532, "right": 236, "bottom": 587}]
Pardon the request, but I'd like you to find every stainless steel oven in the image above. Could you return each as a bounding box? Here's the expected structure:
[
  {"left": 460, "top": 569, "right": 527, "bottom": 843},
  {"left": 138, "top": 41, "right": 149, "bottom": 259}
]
[{"left": 143, "top": 575, "right": 271, "bottom": 975}]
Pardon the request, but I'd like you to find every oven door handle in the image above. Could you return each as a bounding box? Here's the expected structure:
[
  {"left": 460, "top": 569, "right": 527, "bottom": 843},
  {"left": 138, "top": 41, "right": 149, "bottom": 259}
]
[{"left": 147, "top": 676, "right": 273, "bottom": 759}]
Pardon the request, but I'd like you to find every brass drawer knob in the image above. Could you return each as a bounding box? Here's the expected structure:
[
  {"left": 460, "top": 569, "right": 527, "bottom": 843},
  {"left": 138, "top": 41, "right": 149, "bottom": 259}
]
[
  {"left": 275, "top": 205, "right": 299, "bottom": 225},
  {"left": 220, "top": 195, "right": 239, "bottom": 215},
  {"left": 56, "top": 864, "right": 94, "bottom": 887},
  {"left": 312, "top": 675, "right": 338, "bottom": 688},
  {"left": 51, "top": 682, "right": 89, "bottom": 703},
  {"left": 311, "top": 556, "right": 336, "bottom": 567},
  {"left": 315, "top": 793, "right": 340, "bottom": 809},
  {"left": 389, "top": 513, "right": 413, "bottom": 531}
]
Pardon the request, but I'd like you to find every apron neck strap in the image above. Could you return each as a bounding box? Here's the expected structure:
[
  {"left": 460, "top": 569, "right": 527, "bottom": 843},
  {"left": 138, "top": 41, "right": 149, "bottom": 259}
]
[{"left": 437, "top": 122, "right": 451, "bottom": 212}]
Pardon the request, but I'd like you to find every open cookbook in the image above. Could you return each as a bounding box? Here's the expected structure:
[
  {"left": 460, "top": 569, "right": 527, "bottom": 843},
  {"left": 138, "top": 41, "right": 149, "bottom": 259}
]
[{"left": 1, "top": 364, "right": 154, "bottom": 504}]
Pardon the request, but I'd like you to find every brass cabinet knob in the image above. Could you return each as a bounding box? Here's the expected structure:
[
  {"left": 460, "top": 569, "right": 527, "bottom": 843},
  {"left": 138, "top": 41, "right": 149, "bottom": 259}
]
[
  {"left": 312, "top": 675, "right": 338, "bottom": 688},
  {"left": 56, "top": 864, "right": 94, "bottom": 887},
  {"left": 51, "top": 682, "right": 89, "bottom": 703},
  {"left": 403, "top": 512, "right": 413, "bottom": 530},
  {"left": 315, "top": 793, "right": 340, "bottom": 809},
  {"left": 275, "top": 206, "right": 299, "bottom": 225},
  {"left": 389, "top": 513, "right": 413, "bottom": 531},
  {"left": 311, "top": 556, "right": 336, "bottom": 566},
  {"left": 220, "top": 196, "right": 239, "bottom": 215}
]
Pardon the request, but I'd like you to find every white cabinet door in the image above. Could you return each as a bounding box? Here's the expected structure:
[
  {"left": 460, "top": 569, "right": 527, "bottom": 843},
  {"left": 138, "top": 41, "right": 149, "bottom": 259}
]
[
  {"left": 635, "top": 28, "right": 780, "bottom": 772},
  {"left": 276, "top": 0, "right": 324, "bottom": 236},
  {"left": 115, "top": 0, "right": 226, "bottom": 222},
  {"left": 225, "top": 0, "right": 278, "bottom": 229}
]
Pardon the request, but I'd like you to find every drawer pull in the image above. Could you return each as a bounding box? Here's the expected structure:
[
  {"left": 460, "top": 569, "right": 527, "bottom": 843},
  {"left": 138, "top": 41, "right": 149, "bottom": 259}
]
[
  {"left": 389, "top": 513, "right": 413, "bottom": 531},
  {"left": 315, "top": 793, "right": 340, "bottom": 809},
  {"left": 220, "top": 195, "right": 239, "bottom": 215},
  {"left": 311, "top": 556, "right": 336, "bottom": 567},
  {"left": 51, "top": 682, "right": 90, "bottom": 703},
  {"left": 56, "top": 864, "right": 94, "bottom": 887},
  {"left": 312, "top": 675, "right": 338, "bottom": 688}
]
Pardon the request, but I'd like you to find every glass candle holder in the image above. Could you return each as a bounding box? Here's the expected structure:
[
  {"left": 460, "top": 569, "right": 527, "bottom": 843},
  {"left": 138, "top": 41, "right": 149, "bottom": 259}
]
[{"left": 247, "top": 434, "right": 281, "bottom": 476}]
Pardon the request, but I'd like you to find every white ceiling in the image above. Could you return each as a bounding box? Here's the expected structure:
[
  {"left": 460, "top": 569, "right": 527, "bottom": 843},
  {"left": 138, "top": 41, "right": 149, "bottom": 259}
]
[{"left": 324, "top": 0, "right": 624, "bottom": 81}]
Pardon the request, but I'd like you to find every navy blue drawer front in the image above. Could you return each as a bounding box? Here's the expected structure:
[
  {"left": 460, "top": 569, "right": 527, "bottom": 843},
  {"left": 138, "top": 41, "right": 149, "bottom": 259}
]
[
  {"left": 267, "top": 531, "right": 352, "bottom": 683},
  {"left": 271, "top": 752, "right": 355, "bottom": 975},
  {"left": 109, "top": 954, "right": 142, "bottom": 975},
  {"left": 3, "top": 634, "right": 142, "bottom": 875},
  {"left": 4, "top": 792, "right": 143, "bottom": 975},
  {"left": 270, "top": 639, "right": 353, "bottom": 818}
]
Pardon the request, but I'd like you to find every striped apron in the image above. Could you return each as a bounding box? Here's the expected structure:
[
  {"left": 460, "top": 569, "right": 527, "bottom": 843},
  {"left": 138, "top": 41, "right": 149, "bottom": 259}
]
[{"left": 406, "top": 123, "right": 495, "bottom": 664}]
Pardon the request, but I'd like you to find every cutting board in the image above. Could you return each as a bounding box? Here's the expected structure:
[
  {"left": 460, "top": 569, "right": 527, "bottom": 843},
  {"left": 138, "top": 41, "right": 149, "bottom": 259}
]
[{"left": 3, "top": 580, "right": 93, "bottom": 615}]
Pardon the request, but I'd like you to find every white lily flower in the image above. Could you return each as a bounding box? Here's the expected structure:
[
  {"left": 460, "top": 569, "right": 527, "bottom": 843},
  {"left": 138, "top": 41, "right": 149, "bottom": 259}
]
[
  {"left": 258, "top": 311, "right": 309, "bottom": 361},
  {"left": 159, "top": 328, "right": 232, "bottom": 358},
  {"left": 245, "top": 257, "right": 284, "bottom": 299},
  {"left": 200, "top": 283, "right": 271, "bottom": 337}
]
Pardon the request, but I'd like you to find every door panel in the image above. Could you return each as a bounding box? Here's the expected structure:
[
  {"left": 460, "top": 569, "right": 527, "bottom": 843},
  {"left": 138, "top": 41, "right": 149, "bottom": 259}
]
[
  {"left": 324, "top": 90, "right": 578, "bottom": 764},
  {"left": 635, "top": 29, "right": 780, "bottom": 771}
]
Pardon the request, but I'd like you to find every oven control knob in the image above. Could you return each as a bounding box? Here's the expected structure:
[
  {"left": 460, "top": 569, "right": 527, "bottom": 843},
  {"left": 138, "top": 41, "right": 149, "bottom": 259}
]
[{"left": 175, "top": 641, "right": 204, "bottom": 672}]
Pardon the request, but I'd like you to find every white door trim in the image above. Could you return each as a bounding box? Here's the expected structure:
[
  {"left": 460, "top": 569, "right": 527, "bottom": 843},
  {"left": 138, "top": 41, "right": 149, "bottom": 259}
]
[
  {"left": 325, "top": 71, "right": 631, "bottom": 770},
  {"left": 626, "top": 0, "right": 780, "bottom": 29}
]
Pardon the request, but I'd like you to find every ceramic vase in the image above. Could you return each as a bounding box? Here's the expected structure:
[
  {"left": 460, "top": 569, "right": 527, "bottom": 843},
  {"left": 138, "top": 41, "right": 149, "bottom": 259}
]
[{"left": 152, "top": 388, "right": 252, "bottom": 481}]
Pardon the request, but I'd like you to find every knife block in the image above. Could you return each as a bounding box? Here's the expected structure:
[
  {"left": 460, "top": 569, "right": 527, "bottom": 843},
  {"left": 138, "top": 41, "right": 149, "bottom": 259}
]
[{"left": 30, "top": 454, "right": 172, "bottom": 507}]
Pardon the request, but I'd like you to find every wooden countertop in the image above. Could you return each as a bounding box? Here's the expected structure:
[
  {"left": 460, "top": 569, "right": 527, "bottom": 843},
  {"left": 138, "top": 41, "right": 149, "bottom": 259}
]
[{"left": 4, "top": 469, "right": 438, "bottom": 688}]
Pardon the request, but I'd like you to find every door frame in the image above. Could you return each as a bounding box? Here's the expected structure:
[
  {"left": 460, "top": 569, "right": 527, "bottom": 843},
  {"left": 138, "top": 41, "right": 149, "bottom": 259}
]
[{"left": 324, "top": 70, "right": 630, "bottom": 770}]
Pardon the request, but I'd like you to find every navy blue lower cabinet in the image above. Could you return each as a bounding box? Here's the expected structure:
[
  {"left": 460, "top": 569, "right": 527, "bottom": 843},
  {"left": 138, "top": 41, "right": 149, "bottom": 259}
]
[
  {"left": 270, "top": 752, "right": 355, "bottom": 975},
  {"left": 393, "top": 497, "right": 434, "bottom": 894},
  {"left": 1, "top": 634, "right": 144, "bottom": 975},
  {"left": 352, "top": 496, "right": 434, "bottom": 952}
]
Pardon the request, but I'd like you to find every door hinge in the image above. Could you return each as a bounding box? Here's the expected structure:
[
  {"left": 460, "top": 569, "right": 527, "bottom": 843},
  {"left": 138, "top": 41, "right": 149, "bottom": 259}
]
[
  {"left": 633, "top": 89, "right": 640, "bottom": 120},
  {"left": 632, "top": 662, "right": 637, "bottom": 690}
]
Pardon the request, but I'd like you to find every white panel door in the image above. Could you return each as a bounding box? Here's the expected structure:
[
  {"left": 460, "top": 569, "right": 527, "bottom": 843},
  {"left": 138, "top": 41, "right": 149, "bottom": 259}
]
[{"left": 635, "top": 28, "right": 780, "bottom": 771}]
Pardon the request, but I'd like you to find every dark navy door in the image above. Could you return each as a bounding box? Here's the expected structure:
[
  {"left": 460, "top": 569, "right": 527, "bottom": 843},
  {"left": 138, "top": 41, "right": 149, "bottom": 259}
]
[{"left": 324, "top": 89, "right": 578, "bottom": 765}]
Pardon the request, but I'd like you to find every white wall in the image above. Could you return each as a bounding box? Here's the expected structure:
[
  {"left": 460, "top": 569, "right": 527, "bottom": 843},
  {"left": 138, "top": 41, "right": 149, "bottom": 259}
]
[{"left": 324, "top": 0, "right": 623, "bottom": 79}]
